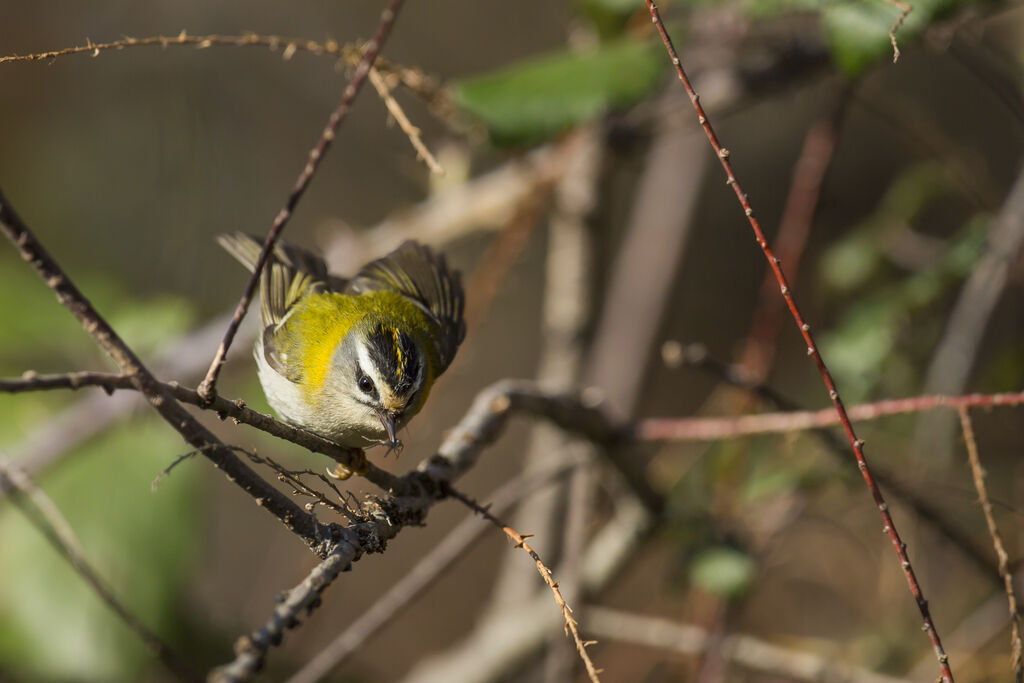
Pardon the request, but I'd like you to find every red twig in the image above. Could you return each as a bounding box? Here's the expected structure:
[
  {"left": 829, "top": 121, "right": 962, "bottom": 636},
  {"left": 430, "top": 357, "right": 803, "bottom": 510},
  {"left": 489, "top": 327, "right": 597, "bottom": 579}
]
[
  {"left": 958, "top": 408, "right": 1023, "bottom": 682},
  {"left": 644, "top": 2, "right": 954, "bottom": 680},
  {"left": 197, "top": 0, "right": 406, "bottom": 402},
  {"left": 639, "top": 389, "right": 1024, "bottom": 441}
]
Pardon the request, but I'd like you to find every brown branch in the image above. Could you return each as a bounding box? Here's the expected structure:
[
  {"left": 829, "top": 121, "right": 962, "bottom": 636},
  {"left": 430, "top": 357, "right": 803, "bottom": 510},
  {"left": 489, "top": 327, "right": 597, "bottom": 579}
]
[
  {"left": 0, "top": 188, "right": 336, "bottom": 551},
  {"left": 0, "top": 31, "right": 355, "bottom": 64},
  {"left": 883, "top": 0, "right": 914, "bottom": 63},
  {"left": 286, "top": 457, "right": 583, "bottom": 683},
  {"left": 197, "top": 0, "right": 407, "bottom": 402},
  {"left": 0, "top": 370, "right": 400, "bottom": 492},
  {"left": 443, "top": 484, "right": 603, "bottom": 683},
  {"left": 639, "top": 389, "right": 1024, "bottom": 441},
  {"left": 0, "top": 461, "right": 200, "bottom": 683},
  {"left": 958, "top": 408, "right": 1023, "bottom": 682},
  {"left": 644, "top": 3, "right": 954, "bottom": 679},
  {"left": 368, "top": 66, "right": 444, "bottom": 175}
]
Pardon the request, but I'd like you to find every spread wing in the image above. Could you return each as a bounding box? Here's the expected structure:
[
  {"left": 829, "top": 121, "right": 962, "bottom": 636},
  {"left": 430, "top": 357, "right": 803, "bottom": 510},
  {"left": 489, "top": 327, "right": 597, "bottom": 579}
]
[
  {"left": 345, "top": 241, "right": 466, "bottom": 372},
  {"left": 218, "top": 232, "right": 346, "bottom": 381}
]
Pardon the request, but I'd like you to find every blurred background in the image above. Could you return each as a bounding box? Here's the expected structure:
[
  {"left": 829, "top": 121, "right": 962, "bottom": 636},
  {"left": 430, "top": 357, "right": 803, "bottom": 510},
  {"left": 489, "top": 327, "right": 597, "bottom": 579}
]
[{"left": 2, "top": 0, "right": 1024, "bottom": 681}]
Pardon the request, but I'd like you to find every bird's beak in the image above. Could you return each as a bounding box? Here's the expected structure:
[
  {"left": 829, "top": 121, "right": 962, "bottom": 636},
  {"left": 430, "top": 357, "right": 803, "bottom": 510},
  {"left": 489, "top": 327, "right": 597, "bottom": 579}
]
[{"left": 376, "top": 409, "right": 401, "bottom": 449}]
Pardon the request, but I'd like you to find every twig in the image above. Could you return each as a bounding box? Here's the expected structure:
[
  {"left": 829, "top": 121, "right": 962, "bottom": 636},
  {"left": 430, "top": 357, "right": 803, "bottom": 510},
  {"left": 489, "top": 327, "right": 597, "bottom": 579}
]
[
  {"left": 0, "top": 188, "right": 329, "bottom": 549},
  {"left": 639, "top": 389, "right": 1024, "bottom": 441},
  {"left": 197, "top": 0, "right": 407, "bottom": 402},
  {"left": 0, "top": 461, "right": 200, "bottom": 683},
  {"left": 286, "top": 457, "right": 583, "bottom": 683},
  {"left": 958, "top": 407, "right": 1023, "bottom": 682},
  {"left": 586, "top": 607, "right": 911, "bottom": 683},
  {"left": 0, "top": 370, "right": 400, "bottom": 492},
  {"left": 644, "top": 3, "right": 954, "bottom": 680},
  {"left": 883, "top": 0, "right": 914, "bottom": 63},
  {"left": 0, "top": 31, "right": 355, "bottom": 64},
  {"left": 368, "top": 66, "right": 444, "bottom": 175},
  {"left": 443, "top": 484, "right": 602, "bottom": 683}
]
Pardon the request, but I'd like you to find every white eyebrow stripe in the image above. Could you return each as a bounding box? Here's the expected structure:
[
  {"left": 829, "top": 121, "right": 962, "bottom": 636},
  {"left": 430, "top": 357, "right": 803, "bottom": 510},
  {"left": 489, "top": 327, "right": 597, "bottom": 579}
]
[{"left": 356, "top": 338, "right": 400, "bottom": 405}]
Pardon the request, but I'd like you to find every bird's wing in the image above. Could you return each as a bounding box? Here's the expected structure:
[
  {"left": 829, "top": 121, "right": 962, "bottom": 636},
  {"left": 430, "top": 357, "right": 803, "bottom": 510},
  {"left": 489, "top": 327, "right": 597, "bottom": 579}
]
[
  {"left": 345, "top": 241, "right": 466, "bottom": 372},
  {"left": 218, "top": 232, "right": 346, "bottom": 381}
]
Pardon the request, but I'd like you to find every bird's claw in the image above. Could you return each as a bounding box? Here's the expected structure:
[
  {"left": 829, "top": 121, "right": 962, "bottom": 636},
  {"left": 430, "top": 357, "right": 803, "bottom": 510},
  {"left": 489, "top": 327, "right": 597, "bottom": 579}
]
[{"left": 326, "top": 449, "right": 368, "bottom": 480}]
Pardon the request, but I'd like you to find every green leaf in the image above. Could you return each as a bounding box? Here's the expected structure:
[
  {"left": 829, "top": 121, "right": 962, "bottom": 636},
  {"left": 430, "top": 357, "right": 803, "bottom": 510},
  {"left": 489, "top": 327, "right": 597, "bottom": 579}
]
[
  {"left": 453, "top": 39, "right": 663, "bottom": 145},
  {"left": 690, "top": 546, "right": 756, "bottom": 600}
]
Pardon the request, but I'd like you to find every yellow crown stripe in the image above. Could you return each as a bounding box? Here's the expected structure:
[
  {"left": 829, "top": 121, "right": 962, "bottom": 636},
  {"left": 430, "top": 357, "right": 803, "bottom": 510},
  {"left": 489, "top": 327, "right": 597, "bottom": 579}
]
[{"left": 390, "top": 326, "right": 404, "bottom": 377}]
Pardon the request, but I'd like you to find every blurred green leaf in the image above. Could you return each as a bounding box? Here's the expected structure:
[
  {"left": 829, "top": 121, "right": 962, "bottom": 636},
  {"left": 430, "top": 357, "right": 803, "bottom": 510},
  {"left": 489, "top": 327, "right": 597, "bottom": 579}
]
[
  {"left": 690, "top": 546, "right": 756, "bottom": 600},
  {"left": 820, "top": 164, "right": 948, "bottom": 293},
  {"left": 0, "top": 418, "right": 202, "bottom": 681},
  {"left": 0, "top": 255, "right": 195, "bottom": 374},
  {"left": 822, "top": 216, "right": 987, "bottom": 401},
  {"left": 453, "top": 39, "right": 663, "bottom": 145},
  {"left": 109, "top": 295, "right": 196, "bottom": 357}
]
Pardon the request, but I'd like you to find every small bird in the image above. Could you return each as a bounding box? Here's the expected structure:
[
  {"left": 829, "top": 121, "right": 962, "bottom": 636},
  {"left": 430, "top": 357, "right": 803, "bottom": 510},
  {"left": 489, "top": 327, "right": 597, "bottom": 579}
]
[{"left": 219, "top": 233, "right": 465, "bottom": 475}]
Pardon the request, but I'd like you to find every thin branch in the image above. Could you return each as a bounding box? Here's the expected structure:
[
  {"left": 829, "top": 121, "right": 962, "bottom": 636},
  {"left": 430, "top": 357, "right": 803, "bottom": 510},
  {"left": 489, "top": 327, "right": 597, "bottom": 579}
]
[
  {"left": 286, "top": 457, "right": 583, "bottom": 683},
  {"left": 0, "top": 370, "right": 399, "bottom": 492},
  {"left": 0, "top": 461, "right": 200, "bottom": 683},
  {"left": 197, "top": 0, "right": 407, "bottom": 402},
  {"left": 0, "top": 31, "right": 355, "bottom": 64},
  {"left": 586, "top": 607, "right": 911, "bottom": 683},
  {"left": 443, "top": 484, "right": 602, "bottom": 683},
  {"left": 639, "top": 389, "right": 1024, "bottom": 441},
  {"left": 368, "top": 66, "right": 444, "bottom": 175},
  {"left": 644, "top": 3, "right": 953, "bottom": 679},
  {"left": 0, "top": 188, "right": 329, "bottom": 549},
  {"left": 883, "top": 0, "right": 914, "bottom": 63},
  {"left": 958, "top": 408, "right": 1023, "bottom": 682}
]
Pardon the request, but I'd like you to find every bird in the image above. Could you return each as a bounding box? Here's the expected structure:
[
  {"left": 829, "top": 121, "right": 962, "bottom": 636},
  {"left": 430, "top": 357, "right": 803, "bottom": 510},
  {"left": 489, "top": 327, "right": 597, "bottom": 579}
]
[{"left": 218, "top": 233, "right": 465, "bottom": 477}]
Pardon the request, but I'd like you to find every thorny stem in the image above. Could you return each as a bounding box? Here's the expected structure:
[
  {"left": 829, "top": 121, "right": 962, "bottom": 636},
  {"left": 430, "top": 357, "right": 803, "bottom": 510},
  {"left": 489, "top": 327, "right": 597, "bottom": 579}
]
[
  {"left": 644, "top": 2, "right": 954, "bottom": 680},
  {"left": 197, "top": 0, "right": 407, "bottom": 402},
  {"left": 444, "top": 483, "right": 603, "bottom": 683}
]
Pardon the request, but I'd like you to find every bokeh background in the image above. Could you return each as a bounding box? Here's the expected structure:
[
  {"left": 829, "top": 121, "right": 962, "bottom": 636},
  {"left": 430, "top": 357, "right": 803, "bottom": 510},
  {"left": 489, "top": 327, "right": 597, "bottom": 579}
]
[{"left": 2, "top": 1, "right": 1024, "bottom": 681}]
